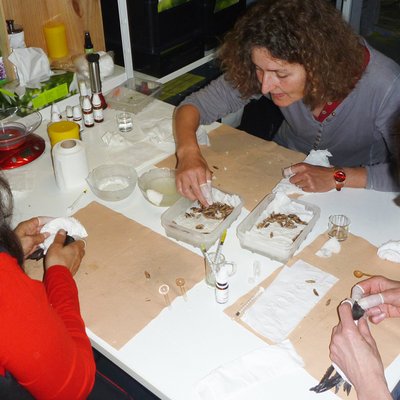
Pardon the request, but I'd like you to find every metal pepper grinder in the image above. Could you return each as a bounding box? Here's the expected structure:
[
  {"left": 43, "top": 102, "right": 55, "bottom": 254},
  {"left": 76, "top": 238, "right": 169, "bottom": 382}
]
[{"left": 86, "top": 53, "right": 107, "bottom": 109}]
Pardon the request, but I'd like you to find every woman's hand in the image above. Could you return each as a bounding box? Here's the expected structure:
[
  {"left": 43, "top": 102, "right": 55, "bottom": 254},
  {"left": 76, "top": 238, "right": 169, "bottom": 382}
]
[
  {"left": 288, "top": 163, "right": 367, "bottom": 192},
  {"left": 45, "top": 229, "right": 85, "bottom": 276},
  {"left": 176, "top": 148, "right": 213, "bottom": 207},
  {"left": 14, "top": 217, "right": 52, "bottom": 258},
  {"left": 329, "top": 302, "right": 391, "bottom": 399},
  {"left": 174, "top": 104, "right": 213, "bottom": 207},
  {"left": 353, "top": 276, "right": 400, "bottom": 324}
]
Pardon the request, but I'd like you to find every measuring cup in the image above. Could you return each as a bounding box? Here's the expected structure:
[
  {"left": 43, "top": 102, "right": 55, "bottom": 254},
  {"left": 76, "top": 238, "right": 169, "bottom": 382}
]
[{"left": 205, "top": 252, "right": 236, "bottom": 288}]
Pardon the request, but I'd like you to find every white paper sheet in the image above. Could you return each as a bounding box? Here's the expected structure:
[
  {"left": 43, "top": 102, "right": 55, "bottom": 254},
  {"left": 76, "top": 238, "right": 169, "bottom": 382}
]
[
  {"left": 195, "top": 341, "right": 304, "bottom": 400},
  {"left": 241, "top": 260, "right": 338, "bottom": 343}
]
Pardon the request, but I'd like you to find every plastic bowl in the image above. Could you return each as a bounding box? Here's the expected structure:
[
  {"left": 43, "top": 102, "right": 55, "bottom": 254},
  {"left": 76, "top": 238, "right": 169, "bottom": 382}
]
[
  {"left": 0, "top": 122, "right": 28, "bottom": 151},
  {"left": 138, "top": 168, "right": 181, "bottom": 207},
  {"left": 0, "top": 107, "right": 42, "bottom": 133},
  {"left": 86, "top": 164, "right": 138, "bottom": 201}
]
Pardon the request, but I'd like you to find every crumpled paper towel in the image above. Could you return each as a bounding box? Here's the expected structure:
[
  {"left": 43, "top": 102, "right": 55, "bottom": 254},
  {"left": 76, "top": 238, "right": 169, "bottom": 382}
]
[
  {"left": 195, "top": 341, "right": 304, "bottom": 400},
  {"left": 197, "top": 125, "right": 210, "bottom": 146},
  {"left": 8, "top": 47, "right": 52, "bottom": 87},
  {"left": 139, "top": 117, "right": 174, "bottom": 144},
  {"left": 40, "top": 217, "right": 88, "bottom": 253},
  {"left": 241, "top": 260, "right": 338, "bottom": 343},
  {"left": 273, "top": 149, "right": 332, "bottom": 195},
  {"left": 102, "top": 131, "right": 128, "bottom": 147},
  {"left": 377, "top": 240, "right": 400, "bottom": 263},
  {"left": 73, "top": 51, "right": 114, "bottom": 80},
  {"left": 315, "top": 237, "right": 341, "bottom": 258}
]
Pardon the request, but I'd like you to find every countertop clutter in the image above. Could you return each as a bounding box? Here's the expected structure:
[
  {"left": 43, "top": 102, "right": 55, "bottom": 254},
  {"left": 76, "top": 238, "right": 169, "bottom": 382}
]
[{"left": 5, "top": 88, "right": 400, "bottom": 400}]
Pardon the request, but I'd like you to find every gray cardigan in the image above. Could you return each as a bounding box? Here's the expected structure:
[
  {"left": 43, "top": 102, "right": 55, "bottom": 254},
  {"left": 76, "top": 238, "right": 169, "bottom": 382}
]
[{"left": 180, "top": 45, "right": 400, "bottom": 191}]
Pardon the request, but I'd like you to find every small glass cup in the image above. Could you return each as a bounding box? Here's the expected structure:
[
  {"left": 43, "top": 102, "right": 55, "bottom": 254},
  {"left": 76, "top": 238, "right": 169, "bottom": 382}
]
[
  {"left": 116, "top": 112, "right": 133, "bottom": 132},
  {"left": 205, "top": 252, "right": 236, "bottom": 288},
  {"left": 328, "top": 214, "right": 350, "bottom": 241}
]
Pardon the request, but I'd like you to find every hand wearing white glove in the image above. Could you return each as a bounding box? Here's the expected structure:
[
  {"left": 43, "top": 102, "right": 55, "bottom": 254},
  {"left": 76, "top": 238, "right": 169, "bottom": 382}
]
[{"left": 351, "top": 276, "right": 400, "bottom": 324}]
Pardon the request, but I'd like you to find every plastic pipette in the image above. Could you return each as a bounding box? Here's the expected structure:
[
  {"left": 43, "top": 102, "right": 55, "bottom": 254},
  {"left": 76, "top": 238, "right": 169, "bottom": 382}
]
[{"left": 214, "top": 229, "right": 227, "bottom": 263}]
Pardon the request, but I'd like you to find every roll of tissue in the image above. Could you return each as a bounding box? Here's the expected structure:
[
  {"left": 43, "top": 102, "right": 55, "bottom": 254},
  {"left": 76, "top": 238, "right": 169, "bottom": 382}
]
[{"left": 52, "top": 139, "right": 89, "bottom": 191}]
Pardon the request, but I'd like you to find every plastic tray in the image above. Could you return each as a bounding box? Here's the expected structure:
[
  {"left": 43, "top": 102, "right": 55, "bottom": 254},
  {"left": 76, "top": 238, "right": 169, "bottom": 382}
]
[
  {"left": 236, "top": 193, "right": 320, "bottom": 263},
  {"left": 161, "top": 189, "right": 243, "bottom": 250},
  {"left": 106, "top": 77, "right": 162, "bottom": 114}
]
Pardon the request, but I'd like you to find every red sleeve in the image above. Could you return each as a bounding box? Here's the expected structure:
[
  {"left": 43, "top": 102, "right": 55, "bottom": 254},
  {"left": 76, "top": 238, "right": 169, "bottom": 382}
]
[{"left": 0, "top": 254, "right": 96, "bottom": 400}]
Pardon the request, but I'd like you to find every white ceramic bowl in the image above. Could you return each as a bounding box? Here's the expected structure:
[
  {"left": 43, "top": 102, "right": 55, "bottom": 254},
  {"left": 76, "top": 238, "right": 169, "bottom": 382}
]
[
  {"left": 87, "top": 164, "right": 138, "bottom": 201},
  {"left": 138, "top": 168, "right": 181, "bottom": 207}
]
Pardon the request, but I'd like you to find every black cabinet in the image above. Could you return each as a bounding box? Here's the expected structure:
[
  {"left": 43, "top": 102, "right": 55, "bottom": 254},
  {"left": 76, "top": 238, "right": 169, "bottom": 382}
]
[{"left": 101, "top": 0, "right": 247, "bottom": 78}]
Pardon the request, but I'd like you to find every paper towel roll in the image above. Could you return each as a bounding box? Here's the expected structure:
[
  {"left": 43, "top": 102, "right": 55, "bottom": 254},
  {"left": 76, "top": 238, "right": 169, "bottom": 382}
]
[{"left": 52, "top": 139, "right": 89, "bottom": 191}]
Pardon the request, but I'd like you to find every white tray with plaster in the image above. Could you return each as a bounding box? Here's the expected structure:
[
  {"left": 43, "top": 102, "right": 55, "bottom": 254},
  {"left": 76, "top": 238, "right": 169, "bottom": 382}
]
[
  {"left": 237, "top": 193, "right": 320, "bottom": 263},
  {"left": 161, "top": 188, "right": 243, "bottom": 250}
]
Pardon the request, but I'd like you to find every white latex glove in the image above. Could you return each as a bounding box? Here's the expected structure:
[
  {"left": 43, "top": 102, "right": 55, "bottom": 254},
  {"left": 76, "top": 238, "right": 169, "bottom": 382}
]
[
  {"left": 200, "top": 180, "right": 213, "bottom": 205},
  {"left": 351, "top": 284, "right": 384, "bottom": 309}
]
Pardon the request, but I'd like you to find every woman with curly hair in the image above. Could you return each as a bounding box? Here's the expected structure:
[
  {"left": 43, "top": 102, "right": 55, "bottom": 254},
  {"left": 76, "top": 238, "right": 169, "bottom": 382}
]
[{"left": 174, "top": 0, "right": 400, "bottom": 206}]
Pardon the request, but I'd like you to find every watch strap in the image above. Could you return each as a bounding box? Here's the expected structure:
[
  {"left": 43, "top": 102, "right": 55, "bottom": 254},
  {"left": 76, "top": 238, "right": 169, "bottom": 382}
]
[{"left": 333, "top": 167, "right": 346, "bottom": 191}]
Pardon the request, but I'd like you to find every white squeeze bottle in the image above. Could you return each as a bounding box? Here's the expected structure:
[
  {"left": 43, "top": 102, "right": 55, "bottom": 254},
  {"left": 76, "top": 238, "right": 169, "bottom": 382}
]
[{"left": 215, "top": 267, "right": 229, "bottom": 304}]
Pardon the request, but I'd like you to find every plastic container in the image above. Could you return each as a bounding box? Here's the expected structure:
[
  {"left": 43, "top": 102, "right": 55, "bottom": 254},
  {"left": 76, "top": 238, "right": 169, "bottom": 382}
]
[
  {"left": 161, "top": 188, "right": 243, "bottom": 250},
  {"left": 0, "top": 122, "right": 28, "bottom": 151},
  {"left": 86, "top": 164, "right": 138, "bottom": 201},
  {"left": 236, "top": 193, "right": 320, "bottom": 263},
  {"left": 138, "top": 168, "right": 181, "bottom": 207},
  {"left": 106, "top": 77, "right": 163, "bottom": 114}
]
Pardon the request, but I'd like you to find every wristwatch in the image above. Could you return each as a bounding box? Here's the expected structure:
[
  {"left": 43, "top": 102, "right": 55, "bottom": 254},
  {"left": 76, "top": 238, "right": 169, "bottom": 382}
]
[{"left": 333, "top": 167, "right": 346, "bottom": 191}]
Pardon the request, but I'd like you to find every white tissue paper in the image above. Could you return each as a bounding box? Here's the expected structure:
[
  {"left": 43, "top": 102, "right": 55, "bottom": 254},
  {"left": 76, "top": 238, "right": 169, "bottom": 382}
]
[
  {"left": 273, "top": 149, "right": 332, "bottom": 195},
  {"left": 40, "top": 217, "right": 88, "bottom": 253},
  {"left": 73, "top": 51, "right": 114, "bottom": 80},
  {"left": 196, "top": 125, "right": 210, "bottom": 146},
  {"left": 377, "top": 240, "right": 400, "bottom": 263},
  {"left": 102, "top": 131, "right": 128, "bottom": 147},
  {"left": 139, "top": 117, "right": 174, "bottom": 144},
  {"left": 8, "top": 47, "right": 52, "bottom": 87},
  {"left": 315, "top": 237, "right": 341, "bottom": 258},
  {"left": 241, "top": 260, "right": 338, "bottom": 343},
  {"left": 195, "top": 341, "right": 304, "bottom": 400}
]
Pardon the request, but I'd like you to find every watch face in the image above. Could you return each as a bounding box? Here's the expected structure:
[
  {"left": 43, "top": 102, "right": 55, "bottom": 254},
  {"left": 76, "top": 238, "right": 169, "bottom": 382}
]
[{"left": 334, "top": 170, "right": 346, "bottom": 183}]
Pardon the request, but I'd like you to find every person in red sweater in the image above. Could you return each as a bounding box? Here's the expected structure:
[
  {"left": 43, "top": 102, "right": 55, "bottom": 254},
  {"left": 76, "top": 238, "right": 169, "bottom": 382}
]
[{"left": 0, "top": 174, "right": 96, "bottom": 400}]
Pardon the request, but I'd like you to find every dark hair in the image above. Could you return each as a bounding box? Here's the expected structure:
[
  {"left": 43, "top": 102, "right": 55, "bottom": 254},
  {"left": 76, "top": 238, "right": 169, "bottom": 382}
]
[
  {"left": 0, "top": 174, "right": 24, "bottom": 266},
  {"left": 218, "top": 0, "right": 365, "bottom": 109}
]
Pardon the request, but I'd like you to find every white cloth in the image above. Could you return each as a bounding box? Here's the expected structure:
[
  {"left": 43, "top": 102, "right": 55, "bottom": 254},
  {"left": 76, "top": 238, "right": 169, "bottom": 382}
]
[
  {"left": 8, "top": 47, "right": 52, "bottom": 87},
  {"left": 315, "top": 237, "right": 341, "bottom": 258},
  {"left": 195, "top": 341, "right": 304, "bottom": 400},
  {"left": 377, "top": 240, "right": 400, "bottom": 263},
  {"left": 40, "top": 217, "right": 87, "bottom": 253},
  {"left": 273, "top": 149, "right": 332, "bottom": 194},
  {"left": 241, "top": 260, "right": 338, "bottom": 343}
]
